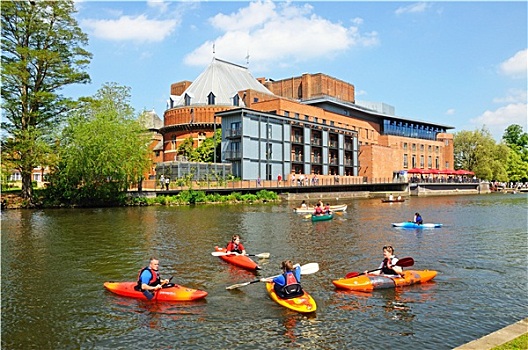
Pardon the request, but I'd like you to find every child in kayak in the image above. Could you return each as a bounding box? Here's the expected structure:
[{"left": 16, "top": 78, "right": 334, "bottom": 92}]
[
  {"left": 313, "top": 202, "right": 324, "bottom": 215},
  {"left": 413, "top": 212, "right": 423, "bottom": 225},
  {"left": 225, "top": 234, "right": 247, "bottom": 255},
  {"left": 366, "top": 246, "right": 403, "bottom": 276},
  {"left": 262, "top": 260, "right": 304, "bottom": 299}
]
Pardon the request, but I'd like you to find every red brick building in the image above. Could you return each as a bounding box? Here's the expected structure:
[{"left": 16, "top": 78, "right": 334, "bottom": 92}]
[{"left": 159, "top": 58, "right": 454, "bottom": 181}]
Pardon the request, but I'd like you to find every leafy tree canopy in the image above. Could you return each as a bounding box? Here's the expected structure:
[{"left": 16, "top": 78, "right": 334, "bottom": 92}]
[
  {"left": 1, "top": 0, "right": 91, "bottom": 201},
  {"left": 44, "top": 83, "right": 151, "bottom": 206}
]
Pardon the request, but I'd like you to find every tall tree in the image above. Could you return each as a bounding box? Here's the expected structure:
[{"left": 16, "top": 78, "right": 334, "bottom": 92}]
[
  {"left": 454, "top": 127, "right": 508, "bottom": 181},
  {"left": 502, "top": 124, "right": 528, "bottom": 182},
  {"left": 1, "top": 0, "right": 91, "bottom": 202},
  {"left": 45, "top": 83, "right": 151, "bottom": 206}
]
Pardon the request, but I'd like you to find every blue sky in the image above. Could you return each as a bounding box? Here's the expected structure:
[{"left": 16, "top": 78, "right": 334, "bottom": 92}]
[{"left": 67, "top": 1, "right": 527, "bottom": 141}]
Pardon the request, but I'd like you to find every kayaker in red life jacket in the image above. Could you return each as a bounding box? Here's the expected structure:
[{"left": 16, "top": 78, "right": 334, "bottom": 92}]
[
  {"left": 261, "top": 260, "right": 304, "bottom": 299},
  {"left": 324, "top": 203, "right": 331, "bottom": 214},
  {"left": 225, "top": 234, "right": 247, "bottom": 255},
  {"left": 366, "top": 246, "right": 403, "bottom": 276},
  {"left": 313, "top": 202, "right": 324, "bottom": 216},
  {"left": 135, "top": 257, "right": 170, "bottom": 300}
]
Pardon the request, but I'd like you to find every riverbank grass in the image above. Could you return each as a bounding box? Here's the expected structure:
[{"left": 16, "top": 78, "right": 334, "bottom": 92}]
[{"left": 492, "top": 333, "right": 528, "bottom": 350}]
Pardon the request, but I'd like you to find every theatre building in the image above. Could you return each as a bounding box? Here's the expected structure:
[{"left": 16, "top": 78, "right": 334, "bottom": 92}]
[{"left": 160, "top": 58, "right": 454, "bottom": 182}]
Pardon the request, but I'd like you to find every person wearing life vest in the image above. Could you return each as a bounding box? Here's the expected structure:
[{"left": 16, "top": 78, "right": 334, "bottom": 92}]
[
  {"left": 225, "top": 234, "right": 247, "bottom": 255},
  {"left": 313, "top": 202, "right": 324, "bottom": 216},
  {"left": 365, "top": 246, "right": 403, "bottom": 276},
  {"left": 413, "top": 212, "right": 423, "bottom": 225},
  {"left": 135, "top": 257, "right": 169, "bottom": 300},
  {"left": 324, "top": 203, "right": 331, "bottom": 214},
  {"left": 262, "top": 260, "right": 304, "bottom": 299}
]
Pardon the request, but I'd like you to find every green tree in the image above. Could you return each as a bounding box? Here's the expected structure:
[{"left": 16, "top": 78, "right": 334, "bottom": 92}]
[
  {"left": 177, "top": 136, "right": 197, "bottom": 161},
  {"left": 45, "top": 83, "right": 151, "bottom": 206},
  {"left": 454, "top": 127, "right": 508, "bottom": 181},
  {"left": 176, "top": 129, "right": 221, "bottom": 162},
  {"left": 1, "top": 0, "right": 92, "bottom": 202},
  {"left": 195, "top": 129, "right": 222, "bottom": 162},
  {"left": 502, "top": 124, "right": 528, "bottom": 182}
]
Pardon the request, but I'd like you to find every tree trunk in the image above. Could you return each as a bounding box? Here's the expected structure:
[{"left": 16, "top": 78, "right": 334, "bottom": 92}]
[{"left": 21, "top": 169, "right": 34, "bottom": 203}]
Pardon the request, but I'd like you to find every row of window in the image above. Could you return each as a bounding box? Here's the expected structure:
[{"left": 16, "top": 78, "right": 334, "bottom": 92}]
[
  {"left": 403, "top": 154, "right": 440, "bottom": 169},
  {"left": 383, "top": 119, "right": 446, "bottom": 141},
  {"left": 402, "top": 142, "right": 440, "bottom": 153}
]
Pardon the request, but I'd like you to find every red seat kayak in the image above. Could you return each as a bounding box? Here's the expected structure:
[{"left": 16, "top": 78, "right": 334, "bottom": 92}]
[
  {"left": 332, "top": 270, "right": 437, "bottom": 292},
  {"left": 214, "top": 246, "right": 261, "bottom": 271},
  {"left": 104, "top": 281, "right": 208, "bottom": 301}
]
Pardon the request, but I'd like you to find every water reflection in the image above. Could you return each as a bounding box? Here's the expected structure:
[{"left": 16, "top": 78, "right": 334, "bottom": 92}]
[{"left": 2, "top": 194, "right": 527, "bottom": 349}]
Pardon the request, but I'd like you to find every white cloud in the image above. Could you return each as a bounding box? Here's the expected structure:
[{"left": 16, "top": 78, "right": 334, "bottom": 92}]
[
  {"left": 446, "top": 109, "right": 455, "bottom": 115},
  {"left": 499, "top": 49, "right": 528, "bottom": 79},
  {"left": 184, "top": 1, "right": 379, "bottom": 69},
  {"left": 395, "top": 2, "right": 431, "bottom": 15},
  {"left": 81, "top": 15, "right": 179, "bottom": 43},
  {"left": 471, "top": 103, "right": 528, "bottom": 137},
  {"left": 492, "top": 89, "right": 527, "bottom": 104},
  {"left": 147, "top": 0, "right": 169, "bottom": 13}
]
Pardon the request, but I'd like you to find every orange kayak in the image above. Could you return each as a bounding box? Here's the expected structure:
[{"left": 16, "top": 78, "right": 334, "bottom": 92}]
[
  {"left": 332, "top": 270, "right": 437, "bottom": 292},
  {"left": 266, "top": 282, "right": 316, "bottom": 313},
  {"left": 214, "top": 246, "right": 261, "bottom": 271},
  {"left": 103, "top": 282, "right": 208, "bottom": 301}
]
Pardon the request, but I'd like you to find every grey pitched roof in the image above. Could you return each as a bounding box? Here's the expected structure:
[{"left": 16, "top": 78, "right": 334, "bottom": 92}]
[
  {"left": 170, "top": 58, "right": 273, "bottom": 107},
  {"left": 139, "top": 109, "right": 163, "bottom": 130}
]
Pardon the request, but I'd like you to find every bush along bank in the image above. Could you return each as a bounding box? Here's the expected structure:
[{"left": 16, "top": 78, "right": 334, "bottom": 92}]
[{"left": 126, "top": 189, "right": 281, "bottom": 206}]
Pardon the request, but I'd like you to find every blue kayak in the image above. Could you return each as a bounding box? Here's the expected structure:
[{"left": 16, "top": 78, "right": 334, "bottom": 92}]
[{"left": 392, "top": 222, "right": 442, "bottom": 228}]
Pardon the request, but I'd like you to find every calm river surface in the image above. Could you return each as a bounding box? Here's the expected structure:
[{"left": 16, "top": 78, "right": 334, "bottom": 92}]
[{"left": 2, "top": 193, "right": 527, "bottom": 349}]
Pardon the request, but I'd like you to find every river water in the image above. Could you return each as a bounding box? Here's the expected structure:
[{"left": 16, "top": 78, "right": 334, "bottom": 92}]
[{"left": 2, "top": 193, "right": 527, "bottom": 349}]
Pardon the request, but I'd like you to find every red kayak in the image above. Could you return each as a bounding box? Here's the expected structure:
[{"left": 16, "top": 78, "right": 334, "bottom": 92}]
[
  {"left": 214, "top": 246, "right": 261, "bottom": 271},
  {"left": 104, "top": 281, "right": 208, "bottom": 301}
]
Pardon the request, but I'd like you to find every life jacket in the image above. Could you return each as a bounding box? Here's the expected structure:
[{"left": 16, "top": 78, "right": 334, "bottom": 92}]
[
  {"left": 314, "top": 206, "right": 323, "bottom": 215},
  {"left": 226, "top": 242, "right": 243, "bottom": 254},
  {"left": 134, "top": 267, "right": 160, "bottom": 291},
  {"left": 381, "top": 257, "right": 399, "bottom": 275},
  {"left": 275, "top": 271, "right": 304, "bottom": 299}
]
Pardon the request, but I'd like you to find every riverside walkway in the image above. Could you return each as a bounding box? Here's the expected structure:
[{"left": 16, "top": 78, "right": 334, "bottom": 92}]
[{"left": 453, "top": 318, "right": 527, "bottom": 349}]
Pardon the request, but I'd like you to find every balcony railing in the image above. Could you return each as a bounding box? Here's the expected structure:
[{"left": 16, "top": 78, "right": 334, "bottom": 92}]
[
  {"left": 224, "top": 151, "right": 241, "bottom": 159},
  {"left": 227, "top": 129, "right": 241, "bottom": 138}
]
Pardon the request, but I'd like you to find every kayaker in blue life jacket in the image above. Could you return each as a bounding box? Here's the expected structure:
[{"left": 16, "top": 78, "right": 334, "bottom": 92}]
[
  {"left": 135, "top": 257, "right": 170, "bottom": 300},
  {"left": 413, "top": 212, "right": 423, "bottom": 225},
  {"left": 225, "top": 234, "right": 247, "bottom": 255},
  {"left": 366, "top": 246, "right": 403, "bottom": 276},
  {"left": 262, "top": 260, "right": 304, "bottom": 299}
]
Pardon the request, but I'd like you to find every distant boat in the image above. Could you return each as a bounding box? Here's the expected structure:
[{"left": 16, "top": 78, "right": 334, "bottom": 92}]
[
  {"left": 381, "top": 198, "right": 405, "bottom": 203},
  {"left": 392, "top": 222, "right": 442, "bottom": 229},
  {"left": 311, "top": 213, "right": 334, "bottom": 222},
  {"left": 294, "top": 204, "right": 347, "bottom": 214}
]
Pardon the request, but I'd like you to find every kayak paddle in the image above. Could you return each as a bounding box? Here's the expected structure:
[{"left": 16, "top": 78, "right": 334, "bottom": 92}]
[
  {"left": 225, "top": 262, "right": 319, "bottom": 290},
  {"left": 211, "top": 251, "right": 270, "bottom": 258},
  {"left": 344, "top": 257, "right": 414, "bottom": 278}
]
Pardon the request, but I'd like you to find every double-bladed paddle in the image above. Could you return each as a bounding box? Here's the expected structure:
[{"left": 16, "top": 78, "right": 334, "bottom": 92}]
[
  {"left": 211, "top": 251, "right": 270, "bottom": 259},
  {"left": 344, "top": 257, "right": 414, "bottom": 279},
  {"left": 225, "top": 262, "right": 319, "bottom": 290}
]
